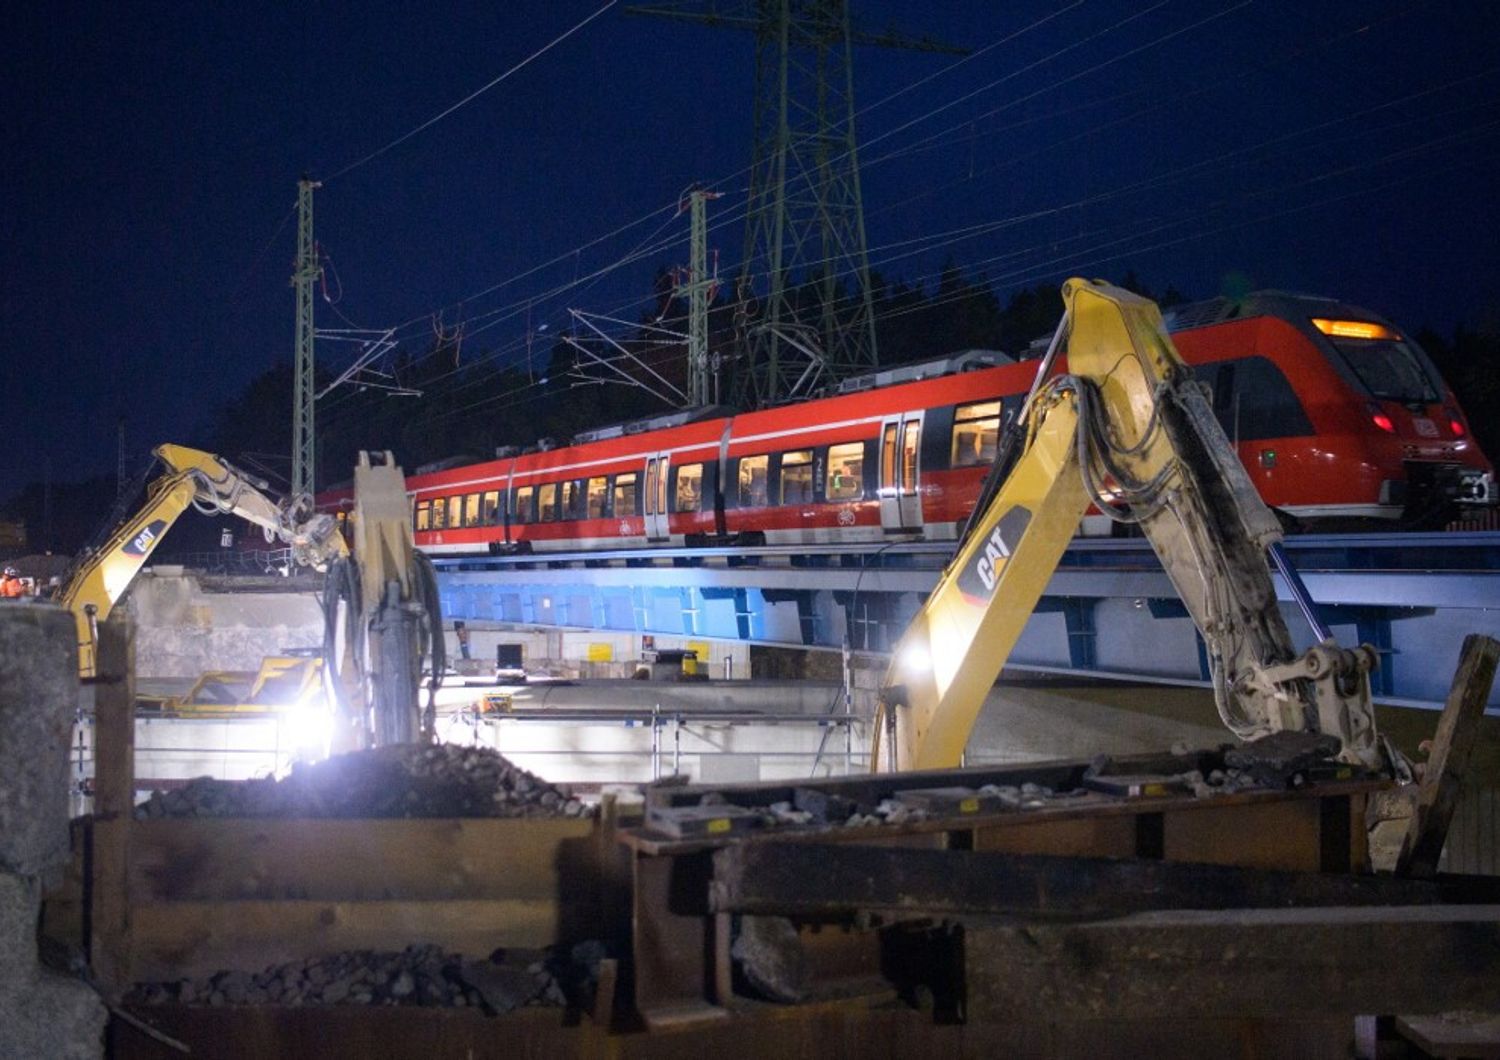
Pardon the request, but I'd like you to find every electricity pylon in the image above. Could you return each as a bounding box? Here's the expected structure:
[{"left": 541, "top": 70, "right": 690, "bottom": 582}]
[
  {"left": 627, "top": 1, "right": 963, "bottom": 405},
  {"left": 291, "top": 176, "right": 322, "bottom": 500}
]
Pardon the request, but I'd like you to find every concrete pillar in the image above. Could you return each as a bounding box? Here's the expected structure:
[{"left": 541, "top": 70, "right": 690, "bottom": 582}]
[{"left": 0, "top": 602, "right": 107, "bottom": 1059}]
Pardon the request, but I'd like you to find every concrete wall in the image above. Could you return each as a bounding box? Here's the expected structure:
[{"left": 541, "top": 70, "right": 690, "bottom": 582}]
[
  {"left": 125, "top": 567, "right": 324, "bottom": 678},
  {"left": 0, "top": 603, "right": 107, "bottom": 1058}
]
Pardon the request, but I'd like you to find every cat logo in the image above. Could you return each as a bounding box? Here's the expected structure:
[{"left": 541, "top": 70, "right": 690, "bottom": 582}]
[
  {"left": 122, "top": 519, "right": 169, "bottom": 558},
  {"left": 955, "top": 506, "right": 1032, "bottom": 605}
]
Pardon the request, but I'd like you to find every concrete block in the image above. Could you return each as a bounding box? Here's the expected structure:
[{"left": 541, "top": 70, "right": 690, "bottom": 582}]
[
  {"left": 1, "top": 871, "right": 106, "bottom": 1059},
  {"left": 0, "top": 870, "right": 39, "bottom": 975},
  {"left": 0, "top": 965, "right": 107, "bottom": 1060},
  {"left": 0, "top": 604, "right": 77, "bottom": 876}
]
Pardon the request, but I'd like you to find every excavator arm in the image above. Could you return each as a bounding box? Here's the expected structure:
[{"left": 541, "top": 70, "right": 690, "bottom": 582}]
[
  {"left": 60, "top": 444, "right": 346, "bottom": 676},
  {"left": 873, "top": 279, "right": 1381, "bottom": 772}
]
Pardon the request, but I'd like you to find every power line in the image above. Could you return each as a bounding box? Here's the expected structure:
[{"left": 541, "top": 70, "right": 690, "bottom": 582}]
[
  {"left": 322, "top": 4, "right": 1479, "bottom": 425},
  {"left": 324, "top": 0, "right": 620, "bottom": 182}
]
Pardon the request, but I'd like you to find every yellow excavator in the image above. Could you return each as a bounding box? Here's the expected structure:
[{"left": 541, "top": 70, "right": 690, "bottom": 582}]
[
  {"left": 873, "top": 279, "right": 1387, "bottom": 773},
  {"left": 58, "top": 445, "right": 442, "bottom": 748}
]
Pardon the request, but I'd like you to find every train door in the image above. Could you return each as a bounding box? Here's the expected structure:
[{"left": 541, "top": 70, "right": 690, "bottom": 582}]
[
  {"left": 878, "top": 412, "right": 924, "bottom": 532},
  {"left": 644, "top": 453, "right": 671, "bottom": 541}
]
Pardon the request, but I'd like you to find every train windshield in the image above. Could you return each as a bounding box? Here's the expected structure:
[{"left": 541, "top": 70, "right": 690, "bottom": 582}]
[{"left": 1325, "top": 334, "right": 1439, "bottom": 404}]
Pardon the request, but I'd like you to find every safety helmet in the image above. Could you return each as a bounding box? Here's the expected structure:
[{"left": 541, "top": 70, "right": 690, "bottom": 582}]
[{"left": 3, "top": 567, "right": 17, "bottom": 577}]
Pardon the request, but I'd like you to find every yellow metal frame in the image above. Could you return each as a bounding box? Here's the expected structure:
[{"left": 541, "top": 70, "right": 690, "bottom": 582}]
[
  {"left": 874, "top": 278, "right": 1376, "bottom": 772},
  {"left": 60, "top": 444, "right": 347, "bottom": 676}
]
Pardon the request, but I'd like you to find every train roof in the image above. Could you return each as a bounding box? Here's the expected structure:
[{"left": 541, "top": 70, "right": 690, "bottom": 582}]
[
  {"left": 1164, "top": 291, "right": 1398, "bottom": 333},
  {"left": 831, "top": 349, "right": 1012, "bottom": 395}
]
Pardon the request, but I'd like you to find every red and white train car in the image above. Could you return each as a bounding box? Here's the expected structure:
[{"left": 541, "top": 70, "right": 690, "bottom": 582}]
[{"left": 322, "top": 290, "right": 1494, "bottom": 554}]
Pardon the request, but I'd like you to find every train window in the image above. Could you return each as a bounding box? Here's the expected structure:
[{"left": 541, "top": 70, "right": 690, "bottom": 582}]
[
  {"left": 538, "top": 482, "right": 559, "bottom": 522},
  {"left": 951, "top": 401, "right": 1001, "bottom": 467},
  {"left": 738, "top": 455, "right": 769, "bottom": 507},
  {"left": 644, "top": 460, "right": 660, "bottom": 515},
  {"left": 1326, "top": 335, "right": 1439, "bottom": 404},
  {"left": 429, "top": 498, "right": 448, "bottom": 530},
  {"left": 585, "top": 477, "right": 608, "bottom": 519},
  {"left": 482, "top": 491, "right": 501, "bottom": 525},
  {"left": 657, "top": 462, "right": 669, "bottom": 516},
  {"left": 780, "top": 450, "right": 814, "bottom": 505},
  {"left": 1236, "top": 357, "right": 1315, "bottom": 439},
  {"left": 1207, "top": 357, "right": 1314, "bottom": 441},
  {"left": 514, "top": 485, "right": 535, "bottom": 524},
  {"left": 614, "top": 472, "right": 639, "bottom": 517},
  {"left": 674, "top": 464, "right": 703, "bottom": 512},
  {"left": 826, "top": 442, "right": 864, "bottom": 501},
  {"left": 562, "top": 480, "right": 583, "bottom": 520},
  {"left": 414, "top": 500, "right": 431, "bottom": 531},
  {"left": 901, "top": 419, "right": 921, "bottom": 494},
  {"left": 462, "top": 494, "right": 482, "bottom": 528}
]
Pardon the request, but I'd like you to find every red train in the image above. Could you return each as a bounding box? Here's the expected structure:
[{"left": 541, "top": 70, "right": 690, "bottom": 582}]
[{"left": 332, "top": 291, "right": 1494, "bottom": 554}]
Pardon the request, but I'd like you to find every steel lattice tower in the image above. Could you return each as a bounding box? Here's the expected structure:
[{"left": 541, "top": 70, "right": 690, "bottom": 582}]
[
  {"left": 628, "top": 1, "right": 961, "bottom": 406},
  {"left": 291, "top": 177, "right": 322, "bottom": 499}
]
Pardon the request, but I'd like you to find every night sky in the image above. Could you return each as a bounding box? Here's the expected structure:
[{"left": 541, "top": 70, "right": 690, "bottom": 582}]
[{"left": 5, "top": 0, "right": 1499, "bottom": 501}]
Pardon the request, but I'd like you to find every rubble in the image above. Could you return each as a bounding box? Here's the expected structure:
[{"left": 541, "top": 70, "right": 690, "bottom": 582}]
[
  {"left": 135, "top": 743, "right": 591, "bottom": 820},
  {"left": 128, "top": 941, "right": 610, "bottom": 1014}
]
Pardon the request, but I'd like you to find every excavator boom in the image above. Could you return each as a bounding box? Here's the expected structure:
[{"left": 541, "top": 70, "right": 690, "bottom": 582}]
[
  {"left": 60, "top": 444, "right": 346, "bottom": 676},
  {"left": 874, "top": 279, "right": 1380, "bottom": 772}
]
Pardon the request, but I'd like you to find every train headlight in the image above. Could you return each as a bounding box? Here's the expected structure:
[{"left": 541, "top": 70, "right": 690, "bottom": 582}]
[{"left": 901, "top": 643, "right": 932, "bottom": 676}]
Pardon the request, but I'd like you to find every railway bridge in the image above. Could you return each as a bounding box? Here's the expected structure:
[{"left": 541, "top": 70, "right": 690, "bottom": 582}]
[{"left": 433, "top": 531, "right": 1500, "bottom": 711}]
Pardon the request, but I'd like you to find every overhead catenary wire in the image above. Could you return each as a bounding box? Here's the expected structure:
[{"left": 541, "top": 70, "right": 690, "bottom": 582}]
[
  {"left": 315, "top": 3, "right": 1493, "bottom": 434},
  {"left": 324, "top": 0, "right": 620, "bottom": 183},
  {"left": 328, "top": 47, "right": 1498, "bottom": 409},
  {"left": 382, "top": 137, "right": 1497, "bottom": 436},
  {"left": 333, "top": 0, "right": 1113, "bottom": 353},
  {"left": 316, "top": 0, "right": 1432, "bottom": 385},
  {"left": 344, "top": 79, "right": 1500, "bottom": 424}
]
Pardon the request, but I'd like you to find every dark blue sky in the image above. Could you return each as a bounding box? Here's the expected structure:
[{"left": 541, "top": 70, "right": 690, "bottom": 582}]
[{"left": 5, "top": 0, "right": 1498, "bottom": 499}]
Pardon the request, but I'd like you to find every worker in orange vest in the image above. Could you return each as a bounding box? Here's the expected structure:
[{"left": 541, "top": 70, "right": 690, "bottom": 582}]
[{"left": 0, "top": 567, "right": 26, "bottom": 598}]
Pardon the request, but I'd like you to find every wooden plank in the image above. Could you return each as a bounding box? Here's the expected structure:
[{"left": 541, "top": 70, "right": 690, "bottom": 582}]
[
  {"left": 89, "top": 617, "right": 135, "bottom": 993},
  {"left": 971, "top": 814, "right": 1136, "bottom": 858},
  {"left": 964, "top": 905, "right": 1500, "bottom": 1021},
  {"left": 1163, "top": 798, "right": 1322, "bottom": 871},
  {"left": 707, "top": 842, "right": 1458, "bottom": 919},
  {"left": 621, "top": 778, "right": 1386, "bottom": 857},
  {"left": 128, "top": 817, "right": 595, "bottom": 901},
  {"left": 1398, "top": 633, "right": 1500, "bottom": 878},
  {"left": 129, "top": 898, "right": 566, "bottom": 982}
]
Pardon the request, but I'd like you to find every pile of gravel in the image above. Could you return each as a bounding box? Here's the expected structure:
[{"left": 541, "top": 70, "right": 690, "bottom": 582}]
[
  {"left": 134, "top": 743, "right": 590, "bottom": 820},
  {"left": 127, "top": 941, "right": 612, "bottom": 1015}
]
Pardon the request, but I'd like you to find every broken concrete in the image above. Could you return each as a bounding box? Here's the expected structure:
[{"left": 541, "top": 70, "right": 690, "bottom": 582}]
[
  {"left": 136, "top": 742, "right": 590, "bottom": 819},
  {"left": 128, "top": 942, "right": 588, "bottom": 1013},
  {"left": 124, "top": 568, "right": 324, "bottom": 678}
]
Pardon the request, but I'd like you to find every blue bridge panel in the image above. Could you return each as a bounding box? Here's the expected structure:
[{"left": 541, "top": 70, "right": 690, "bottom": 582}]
[{"left": 434, "top": 532, "right": 1500, "bottom": 711}]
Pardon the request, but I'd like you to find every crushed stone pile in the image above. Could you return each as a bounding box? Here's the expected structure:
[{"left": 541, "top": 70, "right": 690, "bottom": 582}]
[
  {"left": 134, "top": 743, "right": 590, "bottom": 819},
  {"left": 127, "top": 940, "right": 614, "bottom": 1015}
]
